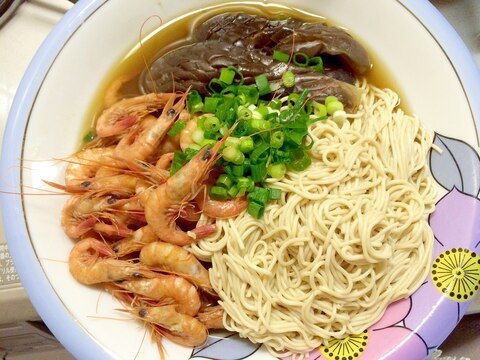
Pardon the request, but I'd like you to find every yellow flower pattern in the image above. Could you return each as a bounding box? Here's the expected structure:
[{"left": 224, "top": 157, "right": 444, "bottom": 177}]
[
  {"left": 319, "top": 330, "right": 368, "bottom": 360},
  {"left": 431, "top": 248, "right": 480, "bottom": 302}
]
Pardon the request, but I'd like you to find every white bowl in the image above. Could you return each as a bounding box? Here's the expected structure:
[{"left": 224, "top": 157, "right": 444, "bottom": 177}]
[{"left": 2, "top": 0, "right": 480, "bottom": 359}]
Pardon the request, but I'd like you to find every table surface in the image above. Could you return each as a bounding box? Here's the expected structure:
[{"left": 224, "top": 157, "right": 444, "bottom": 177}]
[{"left": 0, "top": 0, "right": 478, "bottom": 359}]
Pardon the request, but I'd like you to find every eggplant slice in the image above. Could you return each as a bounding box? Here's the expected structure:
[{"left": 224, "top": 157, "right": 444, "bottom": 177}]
[{"left": 139, "top": 13, "right": 370, "bottom": 110}]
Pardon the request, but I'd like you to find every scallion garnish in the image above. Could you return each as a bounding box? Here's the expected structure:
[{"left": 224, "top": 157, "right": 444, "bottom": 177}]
[
  {"left": 177, "top": 66, "right": 347, "bottom": 218},
  {"left": 167, "top": 120, "right": 186, "bottom": 137},
  {"left": 273, "top": 50, "right": 290, "bottom": 62}
]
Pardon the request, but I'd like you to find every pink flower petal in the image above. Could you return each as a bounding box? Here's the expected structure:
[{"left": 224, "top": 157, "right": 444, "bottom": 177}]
[
  {"left": 371, "top": 298, "right": 411, "bottom": 330},
  {"left": 360, "top": 327, "right": 427, "bottom": 360}
]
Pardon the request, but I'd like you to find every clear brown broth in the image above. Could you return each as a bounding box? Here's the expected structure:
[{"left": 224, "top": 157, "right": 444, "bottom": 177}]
[{"left": 80, "top": 2, "right": 407, "bottom": 146}]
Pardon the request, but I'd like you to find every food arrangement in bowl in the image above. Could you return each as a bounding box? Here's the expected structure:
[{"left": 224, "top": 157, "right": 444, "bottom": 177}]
[{"left": 2, "top": 1, "right": 480, "bottom": 360}]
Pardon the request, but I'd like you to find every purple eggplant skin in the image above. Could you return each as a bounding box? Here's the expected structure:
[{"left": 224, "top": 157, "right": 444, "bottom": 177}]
[
  {"left": 139, "top": 13, "right": 370, "bottom": 110},
  {"left": 140, "top": 40, "right": 363, "bottom": 111},
  {"left": 195, "top": 13, "right": 371, "bottom": 75}
]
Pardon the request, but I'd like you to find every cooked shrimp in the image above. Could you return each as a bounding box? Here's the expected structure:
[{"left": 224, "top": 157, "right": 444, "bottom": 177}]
[
  {"left": 69, "top": 238, "right": 155, "bottom": 285},
  {"left": 114, "top": 91, "right": 188, "bottom": 162},
  {"left": 111, "top": 225, "right": 158, "bottom": 257},
  {"left": 196, "top": 190, "right": 248, "bottom": 219},
  {"left": 117, "top": 275, "right": 201, "bottom": 316},
  {"left": 61, "top": 194, "right": 121, "bottom": 239},
  {"left": 64, "top": 146, "right": 116, "bottom": 186},
  {"left": 61, "top": 193, "right": 141, "bottom": 240},
  {"left": 130, "top": 305, "right": 208, "bottom": 347},
  {"left": 196, "top": 305, "right": 225, "bottom": 329},
  {"left": 140, "top": 242, "right": 211, "bottom": 291},
  {"left": 143, "top": 125, "right": 235, "bottom": 246},
  {"left": 96, "top": 92, "right": 179, "bottom": 137}
]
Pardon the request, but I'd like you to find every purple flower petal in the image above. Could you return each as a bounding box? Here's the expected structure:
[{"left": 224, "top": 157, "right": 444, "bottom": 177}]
[
  {"left": 429, "top": 188, "right": 480, "bottom": 252},
  {"left": 404, "top": 280, "right": 461, "bottom": 348},
  {"left": 361, "top": 327, "right": 427, "bottom": 360}
]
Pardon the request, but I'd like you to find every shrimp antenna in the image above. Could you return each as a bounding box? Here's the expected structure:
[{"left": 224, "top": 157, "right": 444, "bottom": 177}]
[{"left": 139, "top": 15, "right": 163, "bottom": 95}]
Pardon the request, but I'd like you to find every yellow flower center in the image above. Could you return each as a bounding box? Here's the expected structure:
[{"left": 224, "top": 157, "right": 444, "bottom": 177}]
[
  {"left": 319, "top": 330, "right": 368, "bottom": 360},
  {"left": 431, "top": 248, "right": 480, "bottom": 302}
]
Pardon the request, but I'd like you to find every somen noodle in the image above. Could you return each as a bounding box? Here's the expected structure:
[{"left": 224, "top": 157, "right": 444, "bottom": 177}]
[{"left": 190, "top": 79, "right": 436, "bottom": 357}]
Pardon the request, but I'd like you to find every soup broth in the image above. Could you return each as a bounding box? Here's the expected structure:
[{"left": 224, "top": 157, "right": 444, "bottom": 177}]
[{"left": 81, "top": 2, "right": 406, "bottom": 145}]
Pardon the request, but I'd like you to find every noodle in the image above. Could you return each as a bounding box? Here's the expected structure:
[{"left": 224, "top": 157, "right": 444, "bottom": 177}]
[{"left": 190, "top": 80, "right": 436, "bottom": 357}]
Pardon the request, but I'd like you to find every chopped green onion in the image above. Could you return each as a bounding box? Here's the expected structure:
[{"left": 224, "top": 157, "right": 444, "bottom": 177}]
[
  {"left": 170, "top": 150, "right": 187, "bottom": 175},
  {"left": 239, "top": 137, "right": 254, "bottom": 153},
  {"left": 203, "top": 97, "right": 221, "bottom": 113},
  {"left": 228, "top": 185, "right": 239, "bottom": 198},
  {"left": 326, "top": 100, "right": 344, "bottom": 115},
  {"left": 186, "top": 144, "right": 201, "bottom": 151},
  {"left": 231, "top": 164, "right": 245, "bottom": 177},
  {"left": 223, "top": 145, "right": 245, "bottom": 165},
  {"left": 288, "top": 148, "right": 311, "bottom": 171},
  {"left": 187, "top": 90, "right": 203, "bottom": 113},
  {"left": 255, "top": 74, "right": 272, "bottom": 96},
  {"left": 312, "top": 101, "right": 327, "bottom": 117},
  {"left": 267, "top": 163, "right": 287, "bottom": 178},
  {"left": 293, "top": 52, "right": 309, "bottom": 67},
  {"left": 270, "top": 131, "right": 285, "bottom": 148},
  {"left": 220, "top": 85, "right": 237, "bottom": 96},
  {"left": 269, "top": 188, "right": 282, "bottom": 200},
  {"left": 216, "top": 174, "right": 233, "bottom": 189},
  {"left": 324, "top": 95, "right": 338, "bottom": 106},
  {"left": 252, "top": 119, "right": 272, "bottom": 130},
  {"left": 248, "top": 187, "right": 271, "bottom": 205},
  {"left": 200, "top": 139, "right": 216, "bottom": 147},
  {"left": 250, "top": 143, "right": 270, "bottom": 163},
  {"left": 308, "top": 56, "right": 324, "bottom": 73},
  {"left": 292, "top": 89, "right": 310, "bottom": 112},
  {"left": 237, "top": 177, "right": 255, "bottom": 192},
  {"left": 185, "top": 147, "right": 200, "bottom": 160},
  {"left": 167, "top": 120, "right": 186, "bottom": 137},
  {"left": 236, "top": 187, "right": 247, "bottom": 197},
  {"left": 282, "top": 70, "right": 295, "bottom": 88},
  {"left": 210, "top": 186, "right": 228, "bottom": 201},
  {"left": 270, "top": 98, "right": 282, "bottom": 110},
  {"left": 287, "top": 93, "right": 300, "bottom": 108},
  {"left": 225, "top": 136, "right": 241, "bottom": 148},
  {"left": 251, "top": 162, "right": 267, "bottom": 182},
  {"left": 237, "top": 85, "right": 259, "bottom": 105},
  {"left": 82, "top": 131, "right": 95, "bottom": 144},
  {"left": 203, "top": 116, "right": 221, "bottom": 132},
  {"left": 237, "top": 106, "right": 252, "bottom": 120},
  {"left": 208, "top": 78, "right": 225, "bottom": 94},
  {"left": 257, "top": 106, "right": 269, "bottom": 118},
  {"left": 219, "top": 67, "right": 236, "bottom": 84},
  {"left": 273, "top": 50, "right": 290, "bottom": 62},
  {"left": 248, "top": 201, "right": 265, "bottom": 219}
]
